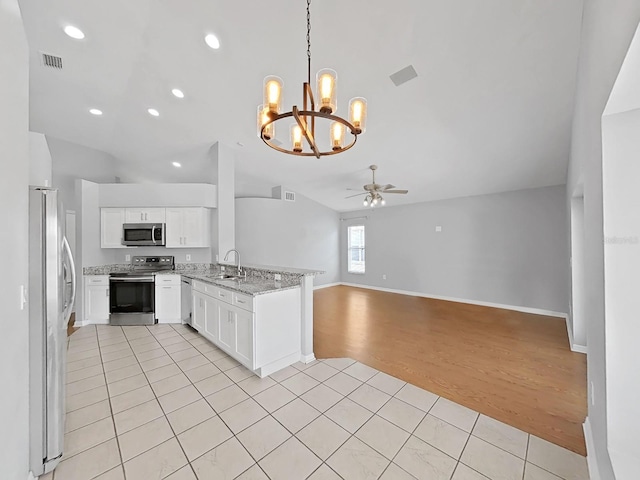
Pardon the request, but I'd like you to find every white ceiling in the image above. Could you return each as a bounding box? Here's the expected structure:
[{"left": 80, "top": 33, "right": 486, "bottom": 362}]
[{"left": 19, "top": 0, "right": 584, "bottom": 212}]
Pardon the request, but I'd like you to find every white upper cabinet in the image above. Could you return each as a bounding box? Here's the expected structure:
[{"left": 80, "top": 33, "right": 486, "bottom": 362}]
[
  {"left": 125, "top": 208, "right": 166, "bottom": 223},
  {"left": 101, "top": 208, "right": 126, "bottom": 248},
  {"left": 165, "top": 207, "right": 210, "bottom": 248}
]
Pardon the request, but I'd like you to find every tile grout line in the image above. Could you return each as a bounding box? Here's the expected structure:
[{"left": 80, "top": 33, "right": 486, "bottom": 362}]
[{"left": 68, "top": 326, "right": 574, "bottom": 480}]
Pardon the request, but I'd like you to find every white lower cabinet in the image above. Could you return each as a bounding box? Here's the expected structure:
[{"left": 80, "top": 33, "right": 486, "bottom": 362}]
[
  {"left": 191, "top": 280, "right": 300, "bottom": 377},
  {"left": 84, "top": 276, "right": 110, "bottom": 323},
  {"left": 204, "top": 295, "right": 219, "bottom": 342},
  {"left": 155, "top": 275, "right": 181, "bottom": 323}
]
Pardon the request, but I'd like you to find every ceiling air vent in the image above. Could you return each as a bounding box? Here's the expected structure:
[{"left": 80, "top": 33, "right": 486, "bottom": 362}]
[
  {"left": 41, "top": 52, "right": 63, "bottom": 69},
  {"left": 284, "top": 191, "right": 296, "bottom": 202},
  {"left": 390, "top": 65, "right": 418, "bottom": 86}
]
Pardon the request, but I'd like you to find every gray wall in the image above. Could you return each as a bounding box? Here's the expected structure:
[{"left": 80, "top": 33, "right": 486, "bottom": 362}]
[
  {"left": 0, "top": 1, "right": 30, "bottom": 477},
  {"left": 341, "top": 185, "right": 569, "bottom": 314},
  {"left": 566, "top": 1, "right": 640, "bottom": 478},
  {"left": 235, "top": 195, "right": 340, "bottom": 285},
  {"left": 49, "top": 136, "right": 118, "bottom": 212}
]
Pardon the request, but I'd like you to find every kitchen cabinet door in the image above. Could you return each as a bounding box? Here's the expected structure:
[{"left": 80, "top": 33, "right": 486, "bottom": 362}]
[
  {"left": 192, "top": 291, "right": 206, "bottom": 332},
  {"left": 217, "top": 302, "right": 235, "bottom": 352},
  {"left": 100, "top": 208, "right": 125, "bottom": 248},
  {"left": 155, "top": 285, "right": 181, "bottom": 323},
  {"left": 182, "top": 208, "right": 209, "bottom": 247},
  {"left": 204, "top": 295, "right": 219, "bottom": 342},
  {"left": 165, "top": 208, "right": 183, "bottom": 248},
  {"left": 165, "top": 207, "right": 210, "bottom": 248},
  {"left": 234, "top": 307, "right": 254, "bottom": 369},
  {"left": 85, "top": 277, "right": 110, "bottom": 323},
  {"left": 125, "top": 208, "right": 166, "bottom": 223}
]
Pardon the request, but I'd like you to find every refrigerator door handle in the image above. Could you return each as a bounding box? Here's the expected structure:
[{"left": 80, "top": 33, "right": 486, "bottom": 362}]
[{"left": 62, "top": 236, "right": 76, "bottom": 325}]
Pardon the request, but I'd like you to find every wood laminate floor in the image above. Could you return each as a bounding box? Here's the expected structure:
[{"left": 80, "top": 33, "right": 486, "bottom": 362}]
[{"left": 313, "top": 285, "right": 587, "bottom": 455}]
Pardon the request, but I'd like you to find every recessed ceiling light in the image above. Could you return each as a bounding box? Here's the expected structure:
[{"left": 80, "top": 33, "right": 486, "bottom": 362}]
[
  {"left": 205, "top": 33, "right": 220, "bottom": 49},
  {"left": 171, "top": 88, "right": 185, "bottom": 98},
  {"left": 64, "top": 25, "right": 85, "bottom": 40},
  {"left": 172, "top": 162, "right": 181, "bottom": 167},
  {"left": 148, "top": 108, "right": 160, "bottom": 117},
  {"left": 89, "top": 108, "right": 103, "bottom": 116}
]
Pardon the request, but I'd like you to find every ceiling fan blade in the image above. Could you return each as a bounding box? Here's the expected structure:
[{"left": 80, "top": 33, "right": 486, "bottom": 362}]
[
  {"left": 345, "top": 192, "right": 368, "bottom": 199},
  {"left": 384, "top": 189, "right": 408, "bottom": 194},
  {"left": 382, "top": 184, "right": 396, "bottom": 190}
]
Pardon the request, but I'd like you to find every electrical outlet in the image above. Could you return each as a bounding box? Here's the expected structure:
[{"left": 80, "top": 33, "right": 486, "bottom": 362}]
[
  {"left": 435, "top": 226, "right": 442, "bottom": 232},
  {"left": 125, "top": 254, "right": 131, "bottom": 262},
  {"left": 274, "top": 273, "right": 282, "bottom": 281},
  {"left": 186, "top": 254, "right": 191, "bottom": 261},
  {"left": 382, "top": 274, "right": 387, "bottom": 280},
  {"left": 221, "top": 265, "right": 225, "bottom": 272}
]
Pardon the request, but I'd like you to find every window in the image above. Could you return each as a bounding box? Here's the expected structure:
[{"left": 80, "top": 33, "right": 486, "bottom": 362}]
[{"left": 347, "top": 225, "right": 365, "bottom": 274}]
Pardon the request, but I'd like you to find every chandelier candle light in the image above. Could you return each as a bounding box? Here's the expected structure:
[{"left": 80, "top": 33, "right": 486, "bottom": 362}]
[{"left": 257, "top": 0, "right": 367, "bottom": 158}]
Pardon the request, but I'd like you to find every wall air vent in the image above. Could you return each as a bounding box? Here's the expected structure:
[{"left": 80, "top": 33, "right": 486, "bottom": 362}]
[
  {"left": 284, "top": 191, "right": 296, "bottom": 202},
  {"left": 390, "top": 65, "right": 418, "bottom": 86},
  {"left": 41, "top": 52, "right": 63, "bottom": 69}
]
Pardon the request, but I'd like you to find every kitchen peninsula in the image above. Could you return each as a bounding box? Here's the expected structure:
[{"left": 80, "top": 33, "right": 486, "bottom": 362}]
[{"left": 84, "top": 262, "right": 322, "bottom": 377}]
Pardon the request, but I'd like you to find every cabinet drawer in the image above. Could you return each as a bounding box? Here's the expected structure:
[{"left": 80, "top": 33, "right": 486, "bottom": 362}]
[
  {"left": 233, "top": 292, "right": 253, "bottom": 312},
  {"left": 216, "top": 287, "right": 232, "bottom": 303},
  {"left": 193, "top": 280, "right": 218, "bottom": 296},
  {"left": 86, "top": 276, "right": 109, "bottom": 286},
  {"left": 156, "top": 274, "right": 180, "bottom": 286}
]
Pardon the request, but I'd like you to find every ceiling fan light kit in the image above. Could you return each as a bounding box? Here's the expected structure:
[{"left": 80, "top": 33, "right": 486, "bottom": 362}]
[
  {"left": 257, "top": 0, "right": 367, "bottom": 158},
  {"left": 348, "top": 165, "right": 409, "bottom": 208}
]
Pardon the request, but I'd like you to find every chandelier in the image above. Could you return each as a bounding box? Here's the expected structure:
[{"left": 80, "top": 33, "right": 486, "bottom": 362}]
[{"left": 257, "top": 0, "right": 367, "bottom": 158}]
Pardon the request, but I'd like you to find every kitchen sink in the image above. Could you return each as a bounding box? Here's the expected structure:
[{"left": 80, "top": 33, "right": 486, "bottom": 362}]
[{"left": 210, "top": 274, "right": 243, "bottom": 280}]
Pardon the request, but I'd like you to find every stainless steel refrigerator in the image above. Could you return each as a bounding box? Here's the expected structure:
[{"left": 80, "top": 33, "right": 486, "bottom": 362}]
[{"left": 29, "top": 186, "right": 76, "bottom": 477}]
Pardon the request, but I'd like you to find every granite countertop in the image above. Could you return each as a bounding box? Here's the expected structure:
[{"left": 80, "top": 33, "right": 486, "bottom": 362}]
[
  {"left": 183, "top": 273, "right": 300, "bottom": 296},
  {"left": 83, "top": 263, "right": 309, "bottom": 296}
]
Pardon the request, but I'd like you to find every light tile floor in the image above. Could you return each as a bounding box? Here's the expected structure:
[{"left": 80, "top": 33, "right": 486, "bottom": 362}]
[{"left": 43, "top": 324, "right": 590, "bottom": 480}]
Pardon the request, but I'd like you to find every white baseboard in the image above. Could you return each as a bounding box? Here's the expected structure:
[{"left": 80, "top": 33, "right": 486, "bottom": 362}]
[
  {"left": 339, "top": 282, "right": 569, "bottom": 319},
  {"left": 572, "top": 343, "right": 588, "bottom": 354},
  {"left": 314, "top": 282, "right": 341, "bottom": 290},
  {"left": 300, "top": 353, "right": 316, "bottom": 363},
  {"left": 583, "top": 418, "right": 601, "bottom": 480},
  {"left": 565, "top": 316, "right": 588, "bottom": 354}
]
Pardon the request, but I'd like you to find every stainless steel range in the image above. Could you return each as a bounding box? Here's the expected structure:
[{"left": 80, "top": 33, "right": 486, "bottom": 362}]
[{"left": 109, "top": 255, "right": 174, "bottom": 326}]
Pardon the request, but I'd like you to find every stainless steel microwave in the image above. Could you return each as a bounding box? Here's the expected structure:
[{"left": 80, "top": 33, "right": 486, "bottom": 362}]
[{"left": 122, "top": 223, "right": 165, "bottom": 246}]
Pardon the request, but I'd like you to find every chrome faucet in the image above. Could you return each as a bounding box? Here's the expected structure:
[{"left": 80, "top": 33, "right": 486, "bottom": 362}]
[{"left": 223, "top": 249, "right": 242, "bottom": 276}]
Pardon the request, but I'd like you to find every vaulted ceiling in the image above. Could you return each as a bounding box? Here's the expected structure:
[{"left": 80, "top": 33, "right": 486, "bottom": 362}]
[{"left": 19, "top": 0, "right": 584, "bottom": 211}]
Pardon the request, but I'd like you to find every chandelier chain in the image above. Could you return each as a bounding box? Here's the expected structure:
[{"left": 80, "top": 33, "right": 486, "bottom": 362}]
[{"left": 306, "top": 0, "right": 311, "bottom": 84}]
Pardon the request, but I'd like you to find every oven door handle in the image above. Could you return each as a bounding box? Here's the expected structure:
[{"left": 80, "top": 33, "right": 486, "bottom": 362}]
[{"left": 110, "top": 277, "right": 155, "bottom": 283}]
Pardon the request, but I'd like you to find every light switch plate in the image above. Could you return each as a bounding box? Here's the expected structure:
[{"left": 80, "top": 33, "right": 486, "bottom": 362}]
[
  {"left": 125, "top": 254, "right": 131, "bottom": 262},
  {"left": 186, "top": 254, "right": 191, "bottom": 261},
  {"left": 435, "top": 226, "right": 442, "bottom": 232},
  {"left": 274, "top": 273, "right": 281, "bottom": 281}
]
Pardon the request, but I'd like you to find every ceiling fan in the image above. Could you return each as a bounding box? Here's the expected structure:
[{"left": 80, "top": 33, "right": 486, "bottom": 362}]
[{"left": 346, "top": 165, "right": 408, "bottom": 207}]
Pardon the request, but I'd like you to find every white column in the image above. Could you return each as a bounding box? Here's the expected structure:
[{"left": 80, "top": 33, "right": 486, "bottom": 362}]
[{"left": 300, "top": 275, "right": 315, "bottom": 363}]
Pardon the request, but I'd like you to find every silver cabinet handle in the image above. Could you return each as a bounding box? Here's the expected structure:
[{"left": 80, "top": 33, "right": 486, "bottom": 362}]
[
  {"left": 237, "top": 300, "right": 245, "bottom": 304},
  {"left": 162, "top": 286, "right": 171, "bottom": 289},
  {"left": 106, "top": 288, "right": 109, "bottom": 297}
]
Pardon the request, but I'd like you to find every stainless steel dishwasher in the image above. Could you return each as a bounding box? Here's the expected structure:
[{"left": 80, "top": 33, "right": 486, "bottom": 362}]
[{"left": 181, "top": 277, "right": 192, "bottom": 325}]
